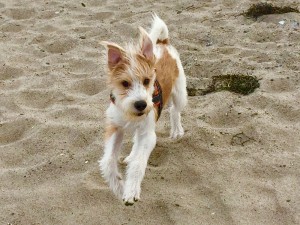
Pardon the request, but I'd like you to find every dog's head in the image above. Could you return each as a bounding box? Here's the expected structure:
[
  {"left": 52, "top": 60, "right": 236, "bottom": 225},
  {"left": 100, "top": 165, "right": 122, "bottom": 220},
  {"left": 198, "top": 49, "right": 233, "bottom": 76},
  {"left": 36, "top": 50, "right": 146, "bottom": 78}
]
[{"left": 102, "top": 27, "right": 156, "bottom": 121}]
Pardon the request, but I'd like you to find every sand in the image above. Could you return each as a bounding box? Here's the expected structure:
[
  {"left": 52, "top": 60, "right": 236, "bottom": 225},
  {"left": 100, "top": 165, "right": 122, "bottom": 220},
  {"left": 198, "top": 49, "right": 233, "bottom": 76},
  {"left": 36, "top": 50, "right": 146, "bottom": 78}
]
[{"left": 1, "top": 0, "right": 300, "bottom": 224}]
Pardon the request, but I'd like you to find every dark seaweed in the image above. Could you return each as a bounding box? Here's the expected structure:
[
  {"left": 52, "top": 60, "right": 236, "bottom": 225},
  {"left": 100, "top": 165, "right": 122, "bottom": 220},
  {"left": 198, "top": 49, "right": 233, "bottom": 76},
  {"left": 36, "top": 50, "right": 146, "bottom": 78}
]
[
  {"left": 244, "top": 3, "right": 299, "bottom": 19},
  {"left": 202, "top": 74, "right": 260, "bottom": 95}
]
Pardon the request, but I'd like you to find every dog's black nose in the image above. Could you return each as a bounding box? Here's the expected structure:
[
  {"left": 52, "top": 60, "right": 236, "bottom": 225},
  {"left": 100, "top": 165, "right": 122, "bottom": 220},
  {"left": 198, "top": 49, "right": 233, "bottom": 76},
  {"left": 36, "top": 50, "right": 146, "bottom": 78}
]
[{"left": 134, "top": 100, "right": 147, "bottom": 111}]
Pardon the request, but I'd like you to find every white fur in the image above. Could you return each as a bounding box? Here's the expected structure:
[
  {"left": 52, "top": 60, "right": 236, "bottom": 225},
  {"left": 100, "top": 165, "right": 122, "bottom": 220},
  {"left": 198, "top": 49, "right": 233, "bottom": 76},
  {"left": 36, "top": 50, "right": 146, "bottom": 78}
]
[
  {"left": 122, "top": 111, "right": 157, "bottom": 203},
  {"left": 99, "top": 14, "right": 187, "bottom": 205},
  {"left": 110, "top": 76, "right": 155, "bottom": 121},
  {"left": 153, "top": 42, "right": 187, "bottom": 139},
  {"left": 149, "top": 13, "right": 169, "bottom": 44},
  {"left": 168, "top": 46, "right": 187, "bottom": 138},
  {"left": 99, "top": 128, "right": 124, "bottom": 198}
]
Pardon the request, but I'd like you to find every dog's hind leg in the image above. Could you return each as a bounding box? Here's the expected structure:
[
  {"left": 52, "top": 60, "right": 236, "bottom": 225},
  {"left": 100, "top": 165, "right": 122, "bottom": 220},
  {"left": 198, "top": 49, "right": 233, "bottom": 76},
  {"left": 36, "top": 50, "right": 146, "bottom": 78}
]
[
  {"left": 99, "top": 124, "right": 124, "bottom": 198},
  {"left": 169, "top": 52, "right": 187, "bottom": 139}
]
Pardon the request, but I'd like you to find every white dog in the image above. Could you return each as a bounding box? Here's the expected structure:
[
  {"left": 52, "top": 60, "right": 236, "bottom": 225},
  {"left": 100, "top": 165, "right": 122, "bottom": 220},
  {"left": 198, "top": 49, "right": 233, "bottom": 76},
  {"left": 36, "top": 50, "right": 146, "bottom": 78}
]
[{"left": 99, "top": 14, "right": 187, "bottom": 205}]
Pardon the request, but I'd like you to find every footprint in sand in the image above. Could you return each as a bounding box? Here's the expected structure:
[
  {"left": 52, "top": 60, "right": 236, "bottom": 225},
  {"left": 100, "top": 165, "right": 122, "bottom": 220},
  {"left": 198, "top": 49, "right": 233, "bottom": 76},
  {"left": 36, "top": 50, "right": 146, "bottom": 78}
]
[
  {"left": 0, "top": 65, "right": 23, "bottom": 80},
  {"left": 16, "top": 90, "right": 74, "bottom": 109},
  {"left": 217, "top": 46, "right": 241, "bottom": 56},
  {"left": 4, "top": 8, "right": 36, "bottom": 20},
  {"left": 38, "top": 126, "right": 93, "bottom": 149},
  {"left": 42, "top": 36, "right": 78, "bottom": 54},
  {"left": 265, "top": 78, "right": 297, "bottom": 93},
  {"left": 89, "top": 12, "right": 113, "bottom": 21},
  {"left": 1, "top": 23, "right": 25, "bottom": 33},
  {"left": 0, "top": 118, "right": 37, "bottom": 145},
  {"left": 148, "top": 146, "right": 169, "bottom": 168},
  {"left": 49, "top": 107, "right": 99, "bottom": 122},
  {"left": 37, "top": 10, "right": 60, "bottom": 20},
  {"left": 70, "top": 78, "right": 105, "bottom": 96},
  {"left": 66, "top": 59, "right": 99, "bottom": 74}
]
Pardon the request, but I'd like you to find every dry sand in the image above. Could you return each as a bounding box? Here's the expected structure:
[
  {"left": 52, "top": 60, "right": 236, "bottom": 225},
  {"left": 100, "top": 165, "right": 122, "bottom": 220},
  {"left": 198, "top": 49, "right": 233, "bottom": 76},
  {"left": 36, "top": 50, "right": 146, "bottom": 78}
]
[{"left": 1, "top": 0, "right": 300, "bottom": 224}]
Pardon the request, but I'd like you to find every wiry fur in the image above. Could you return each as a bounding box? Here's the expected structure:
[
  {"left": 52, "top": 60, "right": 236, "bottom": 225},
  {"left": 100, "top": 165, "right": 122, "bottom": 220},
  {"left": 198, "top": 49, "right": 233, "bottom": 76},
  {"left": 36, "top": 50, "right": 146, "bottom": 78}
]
[
  {"left": 149, "top": 13, "right": 169, "bottom": 44},
  {"left": 99, "top": 14, "right": 187, "bottom": 205}
]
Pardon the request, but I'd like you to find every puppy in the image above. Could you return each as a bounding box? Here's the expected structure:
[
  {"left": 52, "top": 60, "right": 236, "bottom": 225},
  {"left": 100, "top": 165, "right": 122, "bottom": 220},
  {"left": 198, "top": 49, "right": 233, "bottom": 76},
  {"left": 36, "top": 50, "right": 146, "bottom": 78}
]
[{"left": 99, "top": 14, "right": 187, "bottom": 205}]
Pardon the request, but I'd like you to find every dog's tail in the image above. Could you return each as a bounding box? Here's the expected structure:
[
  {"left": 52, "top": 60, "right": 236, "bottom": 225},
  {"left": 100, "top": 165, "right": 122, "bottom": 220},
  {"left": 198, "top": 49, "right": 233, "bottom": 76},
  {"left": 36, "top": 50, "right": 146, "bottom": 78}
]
[{"left": 149, "top": 14, "right": 169, "bottom": 45}]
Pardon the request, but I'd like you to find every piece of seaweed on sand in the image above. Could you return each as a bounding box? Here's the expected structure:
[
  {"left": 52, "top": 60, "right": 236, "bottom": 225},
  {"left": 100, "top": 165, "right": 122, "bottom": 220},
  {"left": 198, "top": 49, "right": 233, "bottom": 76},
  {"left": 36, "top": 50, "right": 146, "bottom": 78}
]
[
  {"left": 202, "top": 74, "right": 260, "bottom": 95},
  {"left": 244, "top": 3, "right": 299, "bottom": 19}
]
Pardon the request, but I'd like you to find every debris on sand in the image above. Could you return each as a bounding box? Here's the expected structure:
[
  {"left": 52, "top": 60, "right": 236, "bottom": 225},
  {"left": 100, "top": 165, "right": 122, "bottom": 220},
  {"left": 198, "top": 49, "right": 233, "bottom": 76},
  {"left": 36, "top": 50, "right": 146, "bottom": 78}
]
[
  {"left": 244, "top": 3, "right": 299, "bottom": 19},
  {"left": 202, "top": 74, "right": 260, "bottom": 95}
]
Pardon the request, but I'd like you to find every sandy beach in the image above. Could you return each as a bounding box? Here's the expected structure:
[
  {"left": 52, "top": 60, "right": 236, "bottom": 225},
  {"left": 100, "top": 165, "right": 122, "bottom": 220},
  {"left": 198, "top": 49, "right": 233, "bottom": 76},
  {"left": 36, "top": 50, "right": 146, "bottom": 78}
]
[{"left": 1, "top": 0, "right": 300, "bottom": 224}]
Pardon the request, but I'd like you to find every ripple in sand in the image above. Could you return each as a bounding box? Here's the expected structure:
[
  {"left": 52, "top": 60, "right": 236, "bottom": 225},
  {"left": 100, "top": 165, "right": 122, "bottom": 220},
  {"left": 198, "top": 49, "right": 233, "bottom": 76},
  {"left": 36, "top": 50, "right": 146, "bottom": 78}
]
[
  {"left": 88, "top": 12, "right": 113, "bottom": 20},
  {"left": 0, "top": 65, "right": 23, "bottom": 80},
  {"left": 0, "top": 118, "right": 37, "bottom": 145},
  {"left": 49, "top": 107, "right": 100, "bottom": 122},
  {"left": 1, "top": 23, "right": 25, "bottom": 32},
  {"left": 36, "top": 126, "right": 94, "bottom": 149},
  {"left": 4, "top": 8, "right": 36, "bottom": 20},
  {"left": 71, "top": 78, "right": 104, "bottom": 96},
  {"left": 66, "top": 59, "right": 99, "bottom": 74},
  {"left": 17, "top": 90, "right": 75, "bottom": 109},
  {"left": 37, "top": 11, "right": 60, "bottom": 20},
  {"left": 42, "top": 37, "right": 77, "bottom": 54},
  {"left": 264, "top": 78, "right": 297, "bottom": 93}
]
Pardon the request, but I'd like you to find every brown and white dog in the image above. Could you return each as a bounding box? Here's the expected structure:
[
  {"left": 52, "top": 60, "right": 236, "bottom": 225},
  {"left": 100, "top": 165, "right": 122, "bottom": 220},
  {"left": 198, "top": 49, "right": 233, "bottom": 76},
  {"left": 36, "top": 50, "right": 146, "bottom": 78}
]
[{"left": 99, "top": 14, "right": 187, "bottom": 205}]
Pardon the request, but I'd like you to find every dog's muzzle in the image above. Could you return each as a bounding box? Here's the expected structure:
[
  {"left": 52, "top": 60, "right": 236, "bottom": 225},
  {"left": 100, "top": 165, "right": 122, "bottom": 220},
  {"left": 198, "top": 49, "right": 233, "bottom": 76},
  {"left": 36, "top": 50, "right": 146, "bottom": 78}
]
[{"left": 134, "top": 100, "right": 147, "bottom": 115}]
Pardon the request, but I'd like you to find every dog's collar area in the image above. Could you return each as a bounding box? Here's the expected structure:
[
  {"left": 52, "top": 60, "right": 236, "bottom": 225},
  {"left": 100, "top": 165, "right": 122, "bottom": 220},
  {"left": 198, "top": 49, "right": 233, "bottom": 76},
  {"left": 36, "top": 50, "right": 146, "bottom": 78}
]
[
  {"left": 110, "top": 93, "right": 116, "bottom": 104},
  {"left": 152, "top": 79, "right": 163, "bottom": 119},
  {"left": 109, "top": 80, "right": 163, "bottom": 119}
]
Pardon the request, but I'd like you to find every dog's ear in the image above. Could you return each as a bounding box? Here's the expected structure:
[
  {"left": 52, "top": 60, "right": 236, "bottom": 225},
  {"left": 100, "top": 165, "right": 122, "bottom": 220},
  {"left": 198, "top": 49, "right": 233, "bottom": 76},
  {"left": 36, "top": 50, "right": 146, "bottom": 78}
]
[
  {"left": 139, "top": 27, "right": 154, "bottom": 60},
  {"left": 101, "top": 41, "right": 126, "bottom": 71}
]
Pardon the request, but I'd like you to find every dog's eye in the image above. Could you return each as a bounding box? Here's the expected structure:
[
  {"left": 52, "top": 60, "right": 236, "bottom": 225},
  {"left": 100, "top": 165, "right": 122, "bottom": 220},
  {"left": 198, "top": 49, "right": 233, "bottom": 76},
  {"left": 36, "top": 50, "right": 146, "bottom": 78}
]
[
  {"left": 143, "top": 78, "right": 150, "bottom": 86},
  {"left": 121, "top": 81, "right": 130, "bottom": 88}
]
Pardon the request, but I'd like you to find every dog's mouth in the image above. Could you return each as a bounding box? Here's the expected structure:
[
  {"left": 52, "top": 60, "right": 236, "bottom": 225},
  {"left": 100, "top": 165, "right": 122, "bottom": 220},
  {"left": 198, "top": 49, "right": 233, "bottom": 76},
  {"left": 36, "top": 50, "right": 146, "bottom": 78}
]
[{"left": 135, "top": 106, "right": 153, "bottom": 117}]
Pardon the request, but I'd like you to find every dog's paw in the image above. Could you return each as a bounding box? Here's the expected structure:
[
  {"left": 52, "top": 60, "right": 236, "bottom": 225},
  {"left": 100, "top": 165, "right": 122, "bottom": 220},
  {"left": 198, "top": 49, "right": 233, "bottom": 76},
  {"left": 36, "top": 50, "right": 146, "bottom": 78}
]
[
  {"left": 122, "top": 187, "right": 140, "bottom": 206},
  {"left": 170, "top": 125, "right": 184, "bottom": 139},
  {"left": 123, "top": 196, "right": 139, "bottom": 206}
]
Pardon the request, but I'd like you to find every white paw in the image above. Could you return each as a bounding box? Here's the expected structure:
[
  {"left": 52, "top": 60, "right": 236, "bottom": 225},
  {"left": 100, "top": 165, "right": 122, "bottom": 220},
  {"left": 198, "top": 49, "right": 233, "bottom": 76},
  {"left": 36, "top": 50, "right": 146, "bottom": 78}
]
[
  {"left": 170, "top": 125, "right": 184, "bottom": 139},
  {"left": 122, "top": 186, "right": 140, "bottom": 206}
]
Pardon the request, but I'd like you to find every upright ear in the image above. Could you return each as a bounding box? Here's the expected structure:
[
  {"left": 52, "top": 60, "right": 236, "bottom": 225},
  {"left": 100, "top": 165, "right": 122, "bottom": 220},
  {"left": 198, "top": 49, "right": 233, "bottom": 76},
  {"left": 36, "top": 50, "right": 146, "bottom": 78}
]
[
  {"left": 139, "top": 27, "right": 154, "bottom": 60},
  {"left": 101, "top": 41, "right": 126, "bottom": 71}
]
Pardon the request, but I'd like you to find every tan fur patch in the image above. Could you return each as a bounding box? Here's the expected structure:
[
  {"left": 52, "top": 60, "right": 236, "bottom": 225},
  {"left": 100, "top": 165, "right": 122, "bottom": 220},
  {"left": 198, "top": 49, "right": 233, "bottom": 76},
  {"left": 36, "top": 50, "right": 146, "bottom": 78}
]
[
  {"left": 135, "top": 54, "right": 155, "bottom": 78},
  {"left": 109, "top": 72, "right": 132, "bottom": 94},
  {"left": 156, "top": 38, "right": 169, "bottom": 45},
  {"left": 154, "top": 47, "right": 179, "bottom": 107},
  {"left": 105, "top": 124, "right": 118, "bottom": 142},
  {"left": 134, "top": 54, "right": 156, "bottom": 91},
  {"left": 108, "top": 53, "right": 156, "bottom": 98}
]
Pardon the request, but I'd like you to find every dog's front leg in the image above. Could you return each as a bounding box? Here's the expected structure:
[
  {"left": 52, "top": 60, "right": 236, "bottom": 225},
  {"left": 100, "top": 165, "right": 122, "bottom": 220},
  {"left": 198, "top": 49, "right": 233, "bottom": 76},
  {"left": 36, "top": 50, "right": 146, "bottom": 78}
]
[
  {"left": 99, "top": 124, "right": 124, "bottom": 198},
  {"left": 123, "top": 128, "right": 156, "bottom": 205}
]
